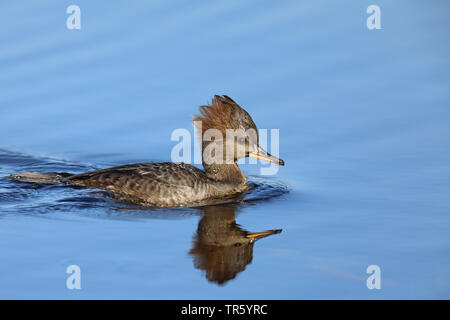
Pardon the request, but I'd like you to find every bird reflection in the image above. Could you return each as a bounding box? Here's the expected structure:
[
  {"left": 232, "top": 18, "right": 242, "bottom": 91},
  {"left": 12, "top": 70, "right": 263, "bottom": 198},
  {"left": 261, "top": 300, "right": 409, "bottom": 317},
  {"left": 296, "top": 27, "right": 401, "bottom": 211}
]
[{"left": 189, "top": 203, "right": 281, "bottom": 285}]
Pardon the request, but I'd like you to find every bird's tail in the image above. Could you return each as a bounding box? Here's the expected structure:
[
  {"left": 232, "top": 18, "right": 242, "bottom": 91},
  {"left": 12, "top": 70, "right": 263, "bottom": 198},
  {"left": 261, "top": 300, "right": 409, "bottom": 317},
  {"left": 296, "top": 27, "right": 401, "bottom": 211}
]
[{"left": 9, "top": 172, "right": 72, "bottom": 184}]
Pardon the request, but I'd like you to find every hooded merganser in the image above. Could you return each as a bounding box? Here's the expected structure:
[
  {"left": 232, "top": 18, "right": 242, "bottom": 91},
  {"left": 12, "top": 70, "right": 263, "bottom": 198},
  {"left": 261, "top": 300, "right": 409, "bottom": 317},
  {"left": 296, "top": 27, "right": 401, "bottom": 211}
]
[{"left": 11, "top": 95, "right": 284, "bottom": 207}]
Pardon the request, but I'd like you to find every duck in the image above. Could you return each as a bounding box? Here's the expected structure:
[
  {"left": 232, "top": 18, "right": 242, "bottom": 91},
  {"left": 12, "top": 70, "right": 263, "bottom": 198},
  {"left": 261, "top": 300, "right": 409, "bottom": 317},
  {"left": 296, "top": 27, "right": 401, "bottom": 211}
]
[{"left": 10, "top": 95, "right": 284, "bottom": 207}]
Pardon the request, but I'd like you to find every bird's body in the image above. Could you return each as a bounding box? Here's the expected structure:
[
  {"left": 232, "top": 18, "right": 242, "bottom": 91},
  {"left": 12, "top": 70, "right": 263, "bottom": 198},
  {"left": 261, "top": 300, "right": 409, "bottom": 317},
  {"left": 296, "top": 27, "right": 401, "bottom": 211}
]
[
  {"left": 68, "top": 162, "right": 250, "bottom": 207},
  {"left": 10, "top": 95, "right": 284, "bottom": 207}
]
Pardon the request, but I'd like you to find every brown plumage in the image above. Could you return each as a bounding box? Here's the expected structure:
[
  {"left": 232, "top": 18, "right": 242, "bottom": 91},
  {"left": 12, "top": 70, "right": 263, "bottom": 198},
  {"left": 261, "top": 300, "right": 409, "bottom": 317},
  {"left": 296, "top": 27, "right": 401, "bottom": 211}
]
[
  {"left": 193, "top": 95, "right": 257, "bottom": 136},
  {"left": 10, "top": 95, "right": 284, "bottom": 207}
]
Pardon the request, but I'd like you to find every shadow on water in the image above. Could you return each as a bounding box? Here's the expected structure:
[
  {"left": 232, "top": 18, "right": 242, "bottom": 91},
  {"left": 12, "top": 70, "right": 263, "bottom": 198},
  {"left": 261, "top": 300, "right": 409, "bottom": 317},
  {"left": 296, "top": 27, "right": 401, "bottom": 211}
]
[{"left": 0, "top": 149, "right": 288, "bottom": 285}]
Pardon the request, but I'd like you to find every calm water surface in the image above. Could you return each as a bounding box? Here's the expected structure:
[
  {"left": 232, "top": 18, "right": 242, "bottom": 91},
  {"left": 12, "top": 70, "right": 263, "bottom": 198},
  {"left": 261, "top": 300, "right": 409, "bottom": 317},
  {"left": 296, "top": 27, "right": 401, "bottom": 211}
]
[{"left": 1, "top": 1, "right": 449, "bottom": 299}]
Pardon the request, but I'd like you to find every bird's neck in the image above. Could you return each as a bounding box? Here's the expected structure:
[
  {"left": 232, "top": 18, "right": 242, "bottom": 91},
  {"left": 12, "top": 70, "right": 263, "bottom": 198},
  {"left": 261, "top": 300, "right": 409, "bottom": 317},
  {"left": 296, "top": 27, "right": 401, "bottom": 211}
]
[
  {"left": 203, "top": 162, "right": 247, "bottom": 184},
  {"left": 200, "top": 140, "right": 247, "bottom": 184}
]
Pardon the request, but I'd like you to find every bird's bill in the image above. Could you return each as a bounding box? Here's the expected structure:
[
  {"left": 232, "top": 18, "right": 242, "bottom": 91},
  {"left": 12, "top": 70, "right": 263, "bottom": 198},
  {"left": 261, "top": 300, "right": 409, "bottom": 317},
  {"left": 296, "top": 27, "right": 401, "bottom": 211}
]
[
  {"left": 249, "top": 145, "right": 285, "bottom": 166},
  {"left": 246, "top": 229, "right": 282, "bottom": 240}
]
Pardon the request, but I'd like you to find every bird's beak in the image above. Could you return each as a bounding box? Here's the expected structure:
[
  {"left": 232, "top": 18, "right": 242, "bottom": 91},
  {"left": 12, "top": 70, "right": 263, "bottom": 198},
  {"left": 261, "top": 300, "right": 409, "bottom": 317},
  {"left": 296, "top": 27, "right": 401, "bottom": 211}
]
[
  {"left": 248, "top": 145, "right": 285, "bottom": 166},
  {"left": 246, "top": 229, "right": 282, "bottom": 240}
]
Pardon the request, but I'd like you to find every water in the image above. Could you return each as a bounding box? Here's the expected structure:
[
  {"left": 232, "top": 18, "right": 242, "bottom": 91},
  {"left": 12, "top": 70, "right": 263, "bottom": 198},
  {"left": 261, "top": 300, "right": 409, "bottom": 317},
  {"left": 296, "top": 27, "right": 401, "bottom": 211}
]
[{"left": 1, "top": 0, "right": 449, "bottom": 299}]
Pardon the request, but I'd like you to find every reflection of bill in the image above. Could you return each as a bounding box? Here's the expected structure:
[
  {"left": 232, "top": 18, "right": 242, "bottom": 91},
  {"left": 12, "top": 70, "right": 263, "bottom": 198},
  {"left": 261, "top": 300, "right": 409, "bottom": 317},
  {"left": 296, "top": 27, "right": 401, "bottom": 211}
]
[{"left": 189, "top": 204, "right": 281, "bottom": 285}]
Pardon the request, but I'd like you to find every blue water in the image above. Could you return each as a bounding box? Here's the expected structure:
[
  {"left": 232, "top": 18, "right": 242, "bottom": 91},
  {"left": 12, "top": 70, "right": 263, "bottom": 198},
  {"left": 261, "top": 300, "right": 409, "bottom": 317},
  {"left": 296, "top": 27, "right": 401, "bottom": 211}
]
[{"left": 1, "top": 0, "right": 450, "bottom": 299}]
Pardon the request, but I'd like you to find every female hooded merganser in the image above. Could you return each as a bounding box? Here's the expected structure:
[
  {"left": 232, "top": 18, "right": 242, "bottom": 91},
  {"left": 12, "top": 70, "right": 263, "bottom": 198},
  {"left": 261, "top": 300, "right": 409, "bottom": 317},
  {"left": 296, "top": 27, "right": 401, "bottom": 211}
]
[{"left": 11, "top": 95, "right": 284, "bottom": 207}]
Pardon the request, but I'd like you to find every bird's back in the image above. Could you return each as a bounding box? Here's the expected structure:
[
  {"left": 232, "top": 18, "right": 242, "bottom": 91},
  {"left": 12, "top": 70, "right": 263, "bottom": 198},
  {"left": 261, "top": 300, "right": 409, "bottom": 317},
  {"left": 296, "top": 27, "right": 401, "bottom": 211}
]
[{"left": 69, "top": 162, "right": 246, "bottom": 207}]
